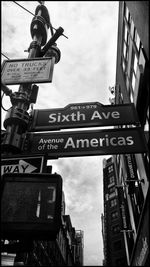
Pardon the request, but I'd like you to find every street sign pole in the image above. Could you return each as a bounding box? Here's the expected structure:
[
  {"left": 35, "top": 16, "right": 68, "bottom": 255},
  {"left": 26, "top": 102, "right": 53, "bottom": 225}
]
[{"left": 1, "top": 6, "right": 49, "bottom": 155}]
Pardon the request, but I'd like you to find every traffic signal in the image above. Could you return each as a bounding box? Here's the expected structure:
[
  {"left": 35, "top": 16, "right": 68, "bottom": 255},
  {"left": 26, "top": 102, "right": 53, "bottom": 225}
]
[{"left": 1, "top": 173, "right": 62, "bottom": 240}]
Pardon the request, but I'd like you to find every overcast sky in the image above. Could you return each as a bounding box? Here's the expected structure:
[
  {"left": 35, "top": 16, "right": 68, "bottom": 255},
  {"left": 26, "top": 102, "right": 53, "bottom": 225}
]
[{"left": 1, "top": 1, "right": 119, "bottom": 265}]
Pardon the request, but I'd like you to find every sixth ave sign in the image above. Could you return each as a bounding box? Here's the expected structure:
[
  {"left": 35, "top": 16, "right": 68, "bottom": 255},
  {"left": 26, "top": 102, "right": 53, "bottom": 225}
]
[
  {"left": 25, "top": 128, "right": 147, "bottom": 158},
  {"left": 29, "top": 103, "right": 139, "bottom": 131}
]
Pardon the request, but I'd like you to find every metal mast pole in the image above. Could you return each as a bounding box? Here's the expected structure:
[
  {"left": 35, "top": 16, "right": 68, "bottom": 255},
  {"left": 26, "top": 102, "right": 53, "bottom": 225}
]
[{"left": 2, "top": 2, "right": 50, "bottom": 155}]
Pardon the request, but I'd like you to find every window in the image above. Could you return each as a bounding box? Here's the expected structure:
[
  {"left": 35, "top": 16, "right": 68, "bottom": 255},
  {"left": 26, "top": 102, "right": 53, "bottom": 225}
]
[
  {"left": 109, "top": 176, "right": 115, "bottom": 184},
  {"left": 111, "top": 211, "right": 119, "bottom": 220},
  {"left": 133, "top": 54, "right": 138, "bottom": 74},
  {"left": 124, "top": 24, "right": 128, "bottom": 43},
  {"left": 124, "top": 2, "right": 132, "bottom": 29},
  {"left": 130, "top": 50, "right": 138, "bottom": 91},
  {"left": 112, "top": 225, "right": 120, "bottom": 234},
  {"left": 107, "top": 157, "right": 113, "bottom": 164},
  {"left": 110, "top": 198, "right": 117, "bottom": 208},
  {"left": 131, "top": 74, "right": 136, "bottom": 90},
  {"left": 123, "top": 42, "right": 127, "bottom": 59},
  {"left": 134, "top": 28, "right": 141, "bottom": 52},
  {"left": 122, "top": 22, "right": 129, "bottom": 76},
  {"left": 109, "top": 186, "right": 116, "bottom": 194},
  {"left": 144, "top": 118, "right": 149, "bottom": 131},
  {"left": 144, "top": 107, "right": 149, "bottom": 131},
  {"left": 123, "top": 24, "right": 129, "bottom": 60},
  {"left": 130, "top": 91, "right": 134, "bottom": 103},
  {"left": 122, "top": 58, "right": 126, "bottom": 73},
  {"left": 105, "top": 193, "right": 109, "bottom": 201},
  {"left": 124, "top": 5, "right": 129, "bottom": 22},
  {"left": 116, "top": 155, "right": 120, "bottom": 165},
  {"left": 108, "top": 165, "right": 113, "bottom": 173}
]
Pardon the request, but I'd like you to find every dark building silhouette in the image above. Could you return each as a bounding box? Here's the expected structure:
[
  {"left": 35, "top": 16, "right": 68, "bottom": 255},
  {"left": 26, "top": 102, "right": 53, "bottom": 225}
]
[
  {"left": 102, "top": 157, "right": 128, "bottom": 266},
  {"left": 1, "top": 191, "right": 84, "bottom": 266},
  {"left": 102, "top": 1, "right": 149, "bottom": 266}
]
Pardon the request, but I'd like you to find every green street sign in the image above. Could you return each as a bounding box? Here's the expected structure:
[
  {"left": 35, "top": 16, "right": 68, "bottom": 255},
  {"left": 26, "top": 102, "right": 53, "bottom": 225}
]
[
  {"left": 25, "top": 128, "right": 147, "bottom": 159},
  {"left": 30, "top": 103, "right": 139, "bottom": 131}
]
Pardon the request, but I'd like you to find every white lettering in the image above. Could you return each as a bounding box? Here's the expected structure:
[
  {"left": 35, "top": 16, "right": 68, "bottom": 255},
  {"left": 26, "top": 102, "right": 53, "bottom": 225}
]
[
  {"left": 91, "top": 110, "right": 121, "bottom": 120},
  {"left": 91, "top": 111, "right": 103, "bottom": 120},
  {"left": 48, "top": 110, "right": 121, "bottom": 124},
  {"left": 38, "top": 144, "right": 45, "bottom": 150},
  {"left": 126, "top": 136, "right": 134, "bottom": 145},
  {"left": 62, "top": 114, "right": 70, "bottom": 122},
  {"left": 76, "top": 139, "right": 89, "bottom": 148},
  {"left": 39, "top": 138, "right": 64, "bottom": 144},
  {"left": 99, "top": 138, "right": 105, "bottom": 146},
  {"left": 49, "top": 111, "right": 86, "bottom": 123},
  {"left": 77, "top": 111, "right": 85, "bottom": 121},
  {"left": 102, "top": 112, "right": 111, "bottom": 119},
  {"left": 118, "top": 137, "right": 126, "bottom": 146},
  {"left": 47, "top": 144, "right": 58, "bottom": 150},
  {"left": 90, "top": 138, "right": 98, "bottom": 147},
  {"left": 49, "top": 113, "right": 56, "bottom": 123},
  {"left": 70, "top": 113, "right": 76, "bottom": 121},
  {"left": 64, "top": 137, "right": 75, "bottom": 148},
  {"left": 110, "top": 137, "right": 117, "bottom": 146},
  {"left": 111, "top": 111, "right": 120, "bottom": 118},
  {"left": 64, "top": 135, "right": 134, "bottom": 149}
]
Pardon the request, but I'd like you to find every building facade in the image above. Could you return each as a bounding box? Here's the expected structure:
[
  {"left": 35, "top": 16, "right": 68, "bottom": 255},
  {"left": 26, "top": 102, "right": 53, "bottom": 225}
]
[
  {"left": 102, "top": 1, "right": 149, "bottom": 266},
  {"left": 102, "top": 157, "right": 128, "bottom": 266}
]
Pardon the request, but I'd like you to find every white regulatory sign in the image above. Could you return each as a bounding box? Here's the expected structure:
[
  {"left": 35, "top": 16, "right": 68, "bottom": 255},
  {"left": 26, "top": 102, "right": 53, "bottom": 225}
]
[{"left": 1, "top": 57, "right": 55, "bottom": 85}]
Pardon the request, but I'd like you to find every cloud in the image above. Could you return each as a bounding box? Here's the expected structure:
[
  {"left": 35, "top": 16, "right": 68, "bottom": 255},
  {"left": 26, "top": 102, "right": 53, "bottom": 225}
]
[{"left": 51, "top": 156, "right": 104, "bottom": 221}]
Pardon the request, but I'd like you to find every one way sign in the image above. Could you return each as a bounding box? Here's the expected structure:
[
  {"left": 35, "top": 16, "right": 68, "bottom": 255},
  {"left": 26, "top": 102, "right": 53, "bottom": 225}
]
[{"left": 1, "top": 156, "right": 46, "bottom": 175}]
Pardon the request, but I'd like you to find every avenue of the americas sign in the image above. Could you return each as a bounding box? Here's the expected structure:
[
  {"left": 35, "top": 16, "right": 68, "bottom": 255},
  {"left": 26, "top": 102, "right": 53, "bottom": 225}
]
[
  {"left": 29, "top": 102, "right": 140, "bottom": 131},
  {"left": 25, "top": 128, "right": 147, "bottom": 159},
  {"left": 1, "top": 57, "right": 55, "bottom": 85}
]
